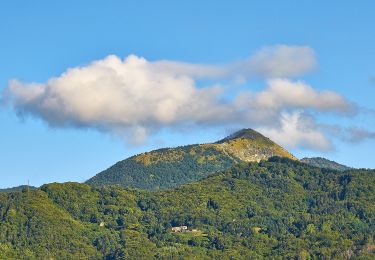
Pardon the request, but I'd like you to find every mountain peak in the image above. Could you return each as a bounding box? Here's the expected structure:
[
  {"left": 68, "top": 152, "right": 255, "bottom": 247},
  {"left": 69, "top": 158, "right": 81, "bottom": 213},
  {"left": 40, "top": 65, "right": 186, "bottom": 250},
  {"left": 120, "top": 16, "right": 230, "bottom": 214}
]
[
  {"left": 87, "top": 128, "right": 296, "bottom": 190},
  {"left": 214, "top": 128, "right": 296, "bottom": 163},
  {"left": 216, "top": 128, "right": 269, "bottom": 143}
]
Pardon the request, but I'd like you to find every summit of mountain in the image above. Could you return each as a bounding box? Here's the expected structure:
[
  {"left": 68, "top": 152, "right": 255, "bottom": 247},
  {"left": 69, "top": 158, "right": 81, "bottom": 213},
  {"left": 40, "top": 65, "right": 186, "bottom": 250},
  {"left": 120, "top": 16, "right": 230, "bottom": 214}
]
[{"left": 217, "top": 128, "right": 269, "bottom": 143}]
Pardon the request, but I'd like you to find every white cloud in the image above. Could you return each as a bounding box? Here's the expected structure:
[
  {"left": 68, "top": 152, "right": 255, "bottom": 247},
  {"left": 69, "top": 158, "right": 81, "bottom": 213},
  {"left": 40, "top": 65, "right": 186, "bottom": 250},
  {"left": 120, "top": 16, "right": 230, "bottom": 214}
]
[
  {"left": 238, "top": 45, "right": 317, "bottom": 78},
  {"left": 4, "top": 55, "right": 238, "bottom": 143},
  {"left": 251, "top": 79, "right": 353, "bottom": 114},
  {"left": 233, "top": 79, "right": 354, "bottom": 131},
  {"left": 257, "top": 111, "right": 332, "bottom": 151},
  {"left": 153, "top": 45, "right": 317, "bottom": 80},
  {"left": 2, "top": 46, "right": 356, "bottom": 150}
]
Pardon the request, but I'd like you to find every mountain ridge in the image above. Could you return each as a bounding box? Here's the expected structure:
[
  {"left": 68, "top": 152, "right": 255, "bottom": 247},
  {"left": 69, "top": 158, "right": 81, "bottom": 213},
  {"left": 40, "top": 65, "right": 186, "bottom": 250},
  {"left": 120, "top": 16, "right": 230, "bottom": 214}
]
[
  {"left": 301, "top": 157, "right": 351, "bottom": 171},
  {"left": 86, "top": 128, "right": 296, "bottom": 190}
]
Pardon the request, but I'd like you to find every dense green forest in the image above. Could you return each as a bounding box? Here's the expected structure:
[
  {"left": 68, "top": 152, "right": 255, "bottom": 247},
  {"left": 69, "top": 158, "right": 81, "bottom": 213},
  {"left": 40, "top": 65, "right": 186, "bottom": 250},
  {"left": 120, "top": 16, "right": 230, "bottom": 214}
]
[
  {"left": 1, "top": 157, "right": 374, "bottom": 259},
  {"left": 86, "top": 129, "right": 295, "bottom": 190},
  {"left": 86, "top": 145, "right": 237, "bottom": 190}
]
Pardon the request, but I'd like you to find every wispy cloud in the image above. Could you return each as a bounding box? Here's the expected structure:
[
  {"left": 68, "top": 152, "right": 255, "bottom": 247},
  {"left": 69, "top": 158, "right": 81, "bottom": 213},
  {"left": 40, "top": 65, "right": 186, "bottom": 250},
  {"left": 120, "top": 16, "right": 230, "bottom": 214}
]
[
  {"left": 155, "top": 45, "right": 317, "bottom": 80},
  {"left": 1, "top": 45, "right": 365, "bottom": 150},
  {"left": 342, "top": 127, "right": 375, "bottom": 143}
]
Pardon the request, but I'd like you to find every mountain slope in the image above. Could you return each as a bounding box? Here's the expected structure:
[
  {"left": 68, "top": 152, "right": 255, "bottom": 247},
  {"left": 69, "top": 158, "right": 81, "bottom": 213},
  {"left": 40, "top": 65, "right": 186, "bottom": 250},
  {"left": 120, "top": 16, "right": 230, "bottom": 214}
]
[
  {"left": 1, "top": 158, "right": 374, "bottom": 258},
  {"left": 301, "top": 157, "right": 351, "bottom": 171},
  {"left": 0, "top": 188, "right": 101, "bottom": 259},
  {"left": 86, "top": 129, "right": 296, "bottom": 190}
]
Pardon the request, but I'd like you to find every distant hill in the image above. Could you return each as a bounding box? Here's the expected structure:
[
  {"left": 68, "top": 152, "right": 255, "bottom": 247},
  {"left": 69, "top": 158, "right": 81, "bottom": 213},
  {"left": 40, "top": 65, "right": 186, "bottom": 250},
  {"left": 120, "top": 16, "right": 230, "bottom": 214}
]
[
  {"left": 301, "top": 157, "right": 351, "bottom": 171},
  {"left": 1, "top": 158, "right": 374, "bottom": 258},
  {"left": 86, "top": 129, "right": 296, "bottom": 190},
  {"left": 0, "top": 185, "right": 36, "bottom": 193}
]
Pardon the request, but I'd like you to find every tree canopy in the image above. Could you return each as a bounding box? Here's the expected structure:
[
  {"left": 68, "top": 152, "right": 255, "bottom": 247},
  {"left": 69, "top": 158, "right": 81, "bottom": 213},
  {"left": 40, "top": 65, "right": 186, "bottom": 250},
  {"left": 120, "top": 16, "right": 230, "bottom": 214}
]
[{"left": 1, "top": 157, "right": 374, "bottom": 259}]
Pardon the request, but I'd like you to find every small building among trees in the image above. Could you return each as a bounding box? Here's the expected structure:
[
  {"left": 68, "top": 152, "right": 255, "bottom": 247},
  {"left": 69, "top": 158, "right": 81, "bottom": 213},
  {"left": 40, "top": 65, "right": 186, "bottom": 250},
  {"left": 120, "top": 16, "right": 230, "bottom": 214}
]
[{"left": 171, "top": 226, "right": 188, "bottom": 232}]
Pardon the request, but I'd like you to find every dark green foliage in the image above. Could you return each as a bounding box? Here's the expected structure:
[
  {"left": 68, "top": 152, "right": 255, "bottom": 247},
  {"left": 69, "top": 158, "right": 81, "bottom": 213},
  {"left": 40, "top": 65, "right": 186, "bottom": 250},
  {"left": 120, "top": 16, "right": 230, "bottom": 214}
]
[
  {"left": 86, "top": 145, "right": 236, "bottom": 190},
  {"left": 301, "top": 157, "right": 351, "bottom": 171},
  {"left": 207, "top": 198, "right": 220, "bottom": 210},
  {"left": 0, "top": 189, "right": 101, "bottom": 258},
  {"left": 1, "top": 158, "right": 374, "bottom": 258}
]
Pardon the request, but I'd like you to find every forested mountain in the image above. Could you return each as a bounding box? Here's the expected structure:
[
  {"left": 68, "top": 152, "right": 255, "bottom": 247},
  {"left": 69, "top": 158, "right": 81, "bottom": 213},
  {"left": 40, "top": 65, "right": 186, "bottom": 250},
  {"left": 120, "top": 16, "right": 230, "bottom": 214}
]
[
  {"left": 301, "top": 157, "right": 351, "bottom": 171},
  {"left": 86, "top": 129, "right": 295, "bottom": 190},
  {"left": 1, "top": 158, "right": 374, "bottom": 259}
]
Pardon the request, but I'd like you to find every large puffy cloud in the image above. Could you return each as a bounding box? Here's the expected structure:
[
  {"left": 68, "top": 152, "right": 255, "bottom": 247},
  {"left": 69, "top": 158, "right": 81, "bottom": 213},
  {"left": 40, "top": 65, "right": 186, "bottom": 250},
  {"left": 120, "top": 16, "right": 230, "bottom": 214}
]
[
  {"left": 250, "top": 79, "right": 354, "bottom": 114},
  {"left": 4, "top": 55, "right": 237, "bottom": 142},
  {"left": 2, "top": 46, "right": 356, "bottom": 149}
]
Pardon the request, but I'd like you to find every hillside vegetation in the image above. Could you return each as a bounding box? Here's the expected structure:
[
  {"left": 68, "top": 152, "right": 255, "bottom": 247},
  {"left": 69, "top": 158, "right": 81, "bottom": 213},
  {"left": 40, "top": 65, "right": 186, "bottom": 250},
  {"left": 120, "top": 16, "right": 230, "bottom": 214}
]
[
  {"left": 86, "top": 129, "right": 296, "bottom": 190},
  {"left": 1, "top": 158, "right": 374, "bottom": 259},
  {"left": 301, "top": 157, "right": 351, "bottom": 171}
]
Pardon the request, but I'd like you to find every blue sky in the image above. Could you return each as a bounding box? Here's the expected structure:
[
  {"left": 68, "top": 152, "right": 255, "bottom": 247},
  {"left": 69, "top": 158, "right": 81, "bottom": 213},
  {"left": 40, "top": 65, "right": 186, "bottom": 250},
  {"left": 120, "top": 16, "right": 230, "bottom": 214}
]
[{"left": 1, "top": 1, "right": 375, "bottom": 188}]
